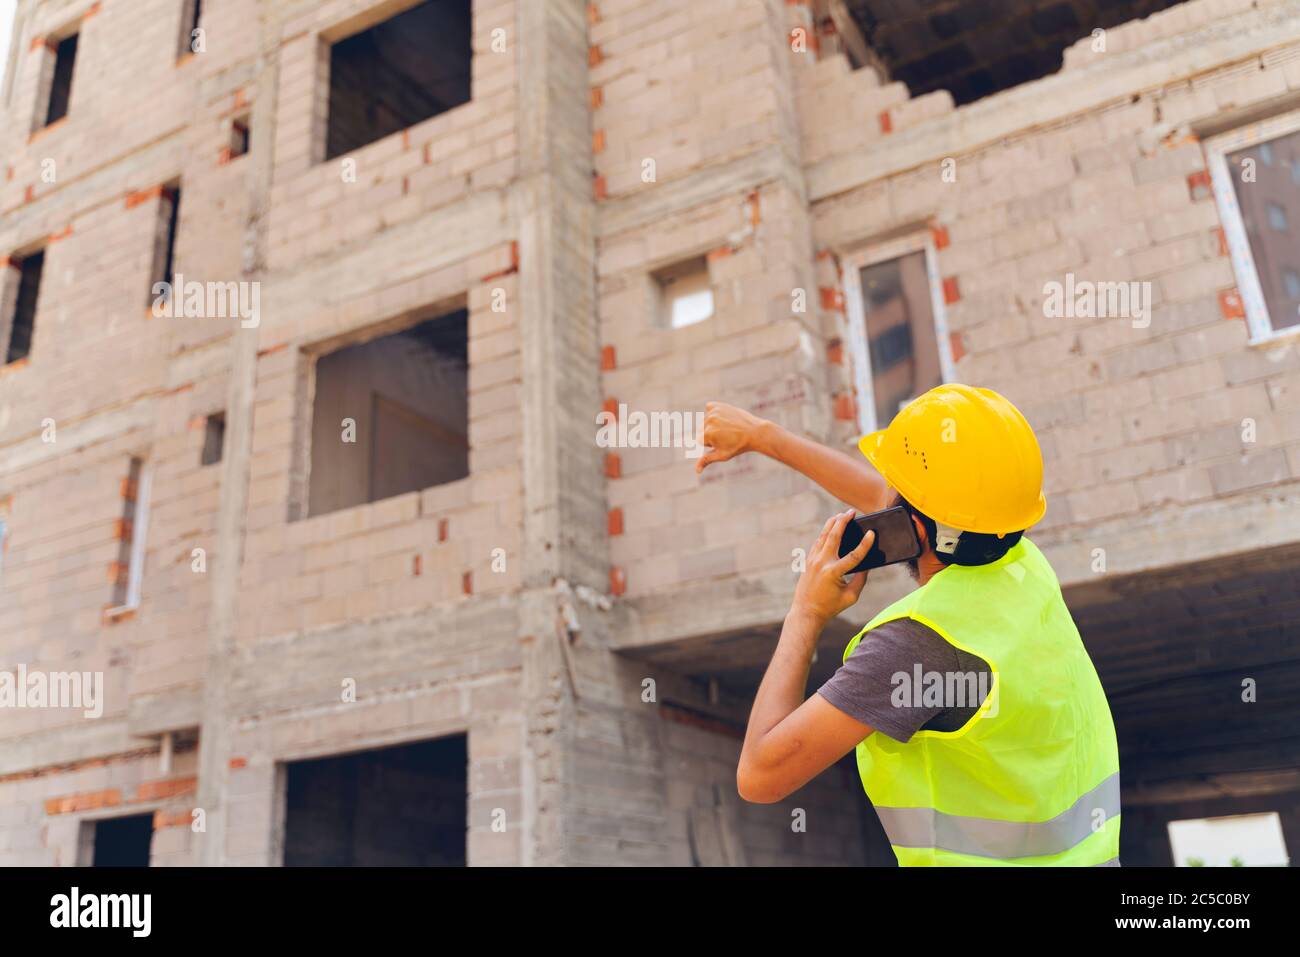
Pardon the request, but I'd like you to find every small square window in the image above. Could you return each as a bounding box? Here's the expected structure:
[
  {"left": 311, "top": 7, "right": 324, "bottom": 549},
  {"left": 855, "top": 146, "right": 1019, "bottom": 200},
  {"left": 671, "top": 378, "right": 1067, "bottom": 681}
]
[
  {"left": 149, "top": 186, "right": 182, "bottom": 306},
  {"left": 4, "top": 249, "right": 46, "bottom": 365},
  {"left": 1266, "top": 202, "right": 1288, "bottom": 232},
  {"left": 179, "top": 0, "right": 203, "bottom": 58},
  {"left": 201, "top": 412, "right": 225, "bottom": 466},
  {"left": 43, "top": 33, "right": 79, "bottom": 127},
  {"left": 655, "top": 257, "right": 714, "bottom": 330},
  {"left": 230, "top": 117, "right": 250, "bottom": 158}
]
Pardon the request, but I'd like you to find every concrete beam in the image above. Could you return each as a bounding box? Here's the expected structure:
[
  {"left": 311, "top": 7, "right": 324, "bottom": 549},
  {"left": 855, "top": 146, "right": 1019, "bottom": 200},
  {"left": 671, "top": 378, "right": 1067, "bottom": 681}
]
[
  {"left": 1039, "top": 481, "right": 1300, "bottom": 589},
  {"left": 0, "top": 719, "right": 153, "bottom": 778},
  {"left": 0, "top": 395, "right": 155, "bottom": 477},
  {"left": 1124, "top": 768, "right": 1300, "bottom": 806},
  {"left": 128, "top": 686, "right": 202, "bottom": 738},
  {"left": 259, "top": 188, "right": 512, "bottom": 343},
  {"left": 597, "top": 144, "right": 804, "bottom": 241},
  {"left": 227, "top": 596, "right": 523, "bottom": 715},
  {"left": 608, "top": 561, "right": 915, "bottom": 653}
]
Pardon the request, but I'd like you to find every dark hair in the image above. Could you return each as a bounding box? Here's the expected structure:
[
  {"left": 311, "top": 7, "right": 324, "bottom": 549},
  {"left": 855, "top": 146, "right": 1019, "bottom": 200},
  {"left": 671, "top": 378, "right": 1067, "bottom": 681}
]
[{"left": 896, "top": 495, "right": 1023, "bottom": 567}]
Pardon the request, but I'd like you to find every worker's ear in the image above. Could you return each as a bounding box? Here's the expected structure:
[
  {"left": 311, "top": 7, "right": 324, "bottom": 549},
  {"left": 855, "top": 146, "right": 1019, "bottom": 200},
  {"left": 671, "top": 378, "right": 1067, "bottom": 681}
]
[{"left": 911, "top": 514, "right": 929, "bottom": 552}]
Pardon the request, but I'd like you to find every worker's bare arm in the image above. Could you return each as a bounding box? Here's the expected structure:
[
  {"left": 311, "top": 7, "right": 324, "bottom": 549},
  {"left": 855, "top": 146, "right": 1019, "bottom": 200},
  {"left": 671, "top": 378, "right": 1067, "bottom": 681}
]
[
  {"left": 737, "top": 660, "right": 873, "bottom": 804},
  {"left": 737, "top": 511, "right": 875, "bottom": 804},
  {"left": 697, "top": 402, "right": 893, "bottom": 514}
]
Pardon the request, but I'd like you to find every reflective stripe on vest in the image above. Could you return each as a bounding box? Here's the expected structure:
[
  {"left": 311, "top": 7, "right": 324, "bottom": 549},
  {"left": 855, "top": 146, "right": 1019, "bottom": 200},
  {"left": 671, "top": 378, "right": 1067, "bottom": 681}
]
[{"left": 874, "top": 771, "right": 1120, "bottom": 860}]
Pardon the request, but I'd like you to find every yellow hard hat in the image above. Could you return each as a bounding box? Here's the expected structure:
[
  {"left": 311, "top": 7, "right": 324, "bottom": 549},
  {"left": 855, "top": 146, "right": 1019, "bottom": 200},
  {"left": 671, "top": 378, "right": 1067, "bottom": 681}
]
[{"left": 858, "top": 384, "right": 1046, "bottom": 535}]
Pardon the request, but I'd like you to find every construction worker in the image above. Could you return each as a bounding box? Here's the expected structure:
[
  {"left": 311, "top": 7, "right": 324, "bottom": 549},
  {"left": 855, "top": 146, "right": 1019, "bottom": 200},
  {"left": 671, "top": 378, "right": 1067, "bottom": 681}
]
[{"left": 701, "top": 384, "right": 1121, "bottom": 866}]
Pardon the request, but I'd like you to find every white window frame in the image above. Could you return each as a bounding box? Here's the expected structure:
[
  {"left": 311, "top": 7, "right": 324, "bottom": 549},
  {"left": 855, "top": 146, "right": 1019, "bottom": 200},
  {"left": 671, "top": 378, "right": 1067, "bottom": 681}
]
[
  {"left": 106, "top": 463, "right": 152, "bottom": 616},
  {"left": 655, "top": 257, "right": 715, "bottom": 330},
  {"left": 1206, "top": 109, "right": 1300, "bottom": 344},
  {"left": 841, "top": 231, "right": 955, "bottom": 435}
]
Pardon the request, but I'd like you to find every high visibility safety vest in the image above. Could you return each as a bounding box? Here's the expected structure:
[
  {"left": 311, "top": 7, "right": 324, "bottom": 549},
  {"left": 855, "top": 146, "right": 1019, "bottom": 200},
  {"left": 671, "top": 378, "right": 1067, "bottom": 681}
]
[{"left": 844, "top": 537, "right": 1121, "bottom": 866}]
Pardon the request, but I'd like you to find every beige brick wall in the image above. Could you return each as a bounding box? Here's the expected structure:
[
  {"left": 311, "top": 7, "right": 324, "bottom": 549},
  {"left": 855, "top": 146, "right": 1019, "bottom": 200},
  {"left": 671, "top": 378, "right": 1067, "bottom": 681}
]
[
  {"left": 3, "top": 0, "right": 1300, "bottom": 867},
  {"left": 0, "top": 0, "right": 257, "bottom": 776},
  {"left": 590, "top": 0, "right": 788, "bottom": 199}
]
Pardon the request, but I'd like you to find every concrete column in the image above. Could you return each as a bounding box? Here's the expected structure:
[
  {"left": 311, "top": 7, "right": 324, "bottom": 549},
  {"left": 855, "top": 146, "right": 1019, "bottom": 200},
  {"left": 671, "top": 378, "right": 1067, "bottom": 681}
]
[
  {"left": 513, "top": 0, "right": 607, "bottom": 865},
  {"left": 194, "top": 0, "right": 284, "bottom": 866}
]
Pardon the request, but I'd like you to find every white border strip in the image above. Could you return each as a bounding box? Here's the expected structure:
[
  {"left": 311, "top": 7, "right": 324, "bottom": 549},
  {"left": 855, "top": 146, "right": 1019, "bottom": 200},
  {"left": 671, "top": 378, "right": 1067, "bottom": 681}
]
[
  {"left": 1205, "top": 108, "right": 1300, "bottom": 344},
  {"left": 841, "top": 231, "right": 955, "bottom": 434}
]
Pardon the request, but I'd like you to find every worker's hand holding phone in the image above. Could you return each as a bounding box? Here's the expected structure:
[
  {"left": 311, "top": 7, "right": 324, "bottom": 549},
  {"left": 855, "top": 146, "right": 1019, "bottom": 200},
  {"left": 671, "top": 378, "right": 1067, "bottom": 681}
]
[
  {"left": 791, "top": 510, "right": 876, "bottom": 626},
  {"left": 835, "top": 505, "right": 923, "bottom": 574}
]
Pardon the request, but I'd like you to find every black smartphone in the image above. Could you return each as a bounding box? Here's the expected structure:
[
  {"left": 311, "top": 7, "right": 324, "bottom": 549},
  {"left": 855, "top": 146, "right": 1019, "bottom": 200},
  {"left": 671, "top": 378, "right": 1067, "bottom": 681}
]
[{"left": 836, "top": 505, "right": 923, "bottom": 574}]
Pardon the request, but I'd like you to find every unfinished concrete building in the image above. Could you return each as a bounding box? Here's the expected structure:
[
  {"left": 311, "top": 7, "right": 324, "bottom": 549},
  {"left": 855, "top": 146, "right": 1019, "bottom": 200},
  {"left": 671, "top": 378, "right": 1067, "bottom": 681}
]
[{"left": 0, "top": 0, "right": 1298, "bottom": 867}]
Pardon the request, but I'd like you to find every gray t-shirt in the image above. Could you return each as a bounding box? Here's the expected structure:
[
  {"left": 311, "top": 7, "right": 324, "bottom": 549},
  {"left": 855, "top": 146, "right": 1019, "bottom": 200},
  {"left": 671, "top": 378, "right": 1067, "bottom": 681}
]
[{"left": 816, "top": 617, "right": 992, "bottom": 743}]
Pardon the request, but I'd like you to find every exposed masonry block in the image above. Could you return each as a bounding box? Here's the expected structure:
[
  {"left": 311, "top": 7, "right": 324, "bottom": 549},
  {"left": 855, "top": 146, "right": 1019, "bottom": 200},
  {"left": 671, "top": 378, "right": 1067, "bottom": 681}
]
[
  {"left": 136, "top": 777, "right": 198, "bottom": 802},
  {"left": 1218, "top": 288, "right": 1245, "bottom": 319},
  {"left": 833, "top": 392, "right": 856, "bottom": 421},
  {"left": 125, "top": 186, "right": 163, "bottom": 209},
  {"left": 886, "top": 90, "right": 955, "bottom": 132},
  {"left": 476, "top": 241, "right": 520, "bottom": 282},
  {"left": 153, "top": 811, "right": 195, "bottom": 831},
  {"left": 1186, "top": 169, "right": 1213, "bottom": 201},
  {"left": 949, "top": 331, "right": 967, "bottom": 363},
  {"left": 819, "top": 286, "right": 844, "bottom": 311}
]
